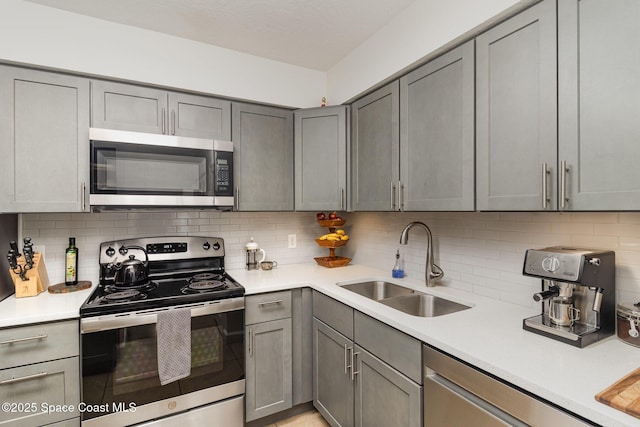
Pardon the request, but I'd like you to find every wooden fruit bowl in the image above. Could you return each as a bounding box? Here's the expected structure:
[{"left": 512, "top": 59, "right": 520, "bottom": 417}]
[
  {"left": 315, "top": 238, "right": 347, "bottom": 248},
  {"left": 314, "top": 256, "right": 351, "bottom": 268},
  {"left": 318, "top": 219, "right": 346, "bottom": 228}
]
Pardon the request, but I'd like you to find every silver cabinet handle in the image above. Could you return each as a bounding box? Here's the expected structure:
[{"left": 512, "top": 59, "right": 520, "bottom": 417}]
[
  {"left": 234, "top": 187, "right": 239, "bottom": 211},
  {"left": 81, "top": 181, "right": 86, "bottom": 211},
  {"left": 0, "top": 334, "right": 48, "bottom": 345},
  {"left": 391, "top": 182, "right": 397, "bottom": 210},
  {"left": 340, "top": 188, "right": 345, "bottom": 211},
  {"left": 350, "top": 348, "right": 359, "bottom": 381},
  {"left": 171, "top": 109, "right": 176, "bottom": 135},
  {"left": 344, "top": 344, "right": 349, "bottom": 375},
  {"left": 560, "top": 160, "right": 569, "bottom": 209},
  {"left": 161, "top": 108, "right": 166, "bottom": 134},
  {"left": 248, "top": 328, "right": 253, "bottom": 357},
  {"left": 399, "top": 181, "right": 405, "bottom": 211},
  {"left": 258, "top": 300, "right": 283, "bottom": 307},
  {"left": 0, "top": 371, "right": 48, "bottom": 385},
  {"left": 541, "top": 163, "right": 550, "bottom": 209}
]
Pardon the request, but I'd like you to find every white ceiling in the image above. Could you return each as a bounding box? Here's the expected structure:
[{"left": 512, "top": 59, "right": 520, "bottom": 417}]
[{"left": 26, "top": 0, "right": 416, "bottom": 71}]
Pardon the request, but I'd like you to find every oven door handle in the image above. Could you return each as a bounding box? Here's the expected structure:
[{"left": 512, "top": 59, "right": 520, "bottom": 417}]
[{"left": 81, "top": 297, "right": 244, "bottom": 333}]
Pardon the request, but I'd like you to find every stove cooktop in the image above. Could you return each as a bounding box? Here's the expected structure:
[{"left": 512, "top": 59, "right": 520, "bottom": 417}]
[{"left": 80, "top": 271, "right": 244, "bottom": 317}]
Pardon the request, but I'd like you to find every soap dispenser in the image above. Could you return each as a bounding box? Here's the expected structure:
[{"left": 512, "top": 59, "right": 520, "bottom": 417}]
[{"left": 392, "top": 249, "right": 404, "bottom": 278}]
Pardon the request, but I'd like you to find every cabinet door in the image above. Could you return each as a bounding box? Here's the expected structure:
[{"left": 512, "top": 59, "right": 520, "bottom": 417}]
[
  {"left": 559, "top": 0, "right": 640, "bottom": 210},
  {"left": 351, "top": 81, "right": 399, "bottom": 211},
  {"left": 0, "top": 66, "right": 89, "bottom": 212},
  {"left": 354, "top": 346, "right": 422, "bottom": 427},
  {"left": 476, "top": 0, "right": 557, "bottom": 211},
  {"left": 232, "top": 103, "right": 294, "bottom": 211},
  {"left": 168, "top": 92, "right": 231, "bottom": 139},
  {"left": 295, "top": 106, "right": 349, "bottom": 211},
  {"left": 0, "top": 356, "right": 80, "bottom": 427},
  {"left": 91, "top": 80, "right": 168, "bottom": 134},
  {"left": 245, "top": 318, "right": 292, "bottom": 422},
  {"left": 313, "top": 318, "right": 354, "bottom": 427},
  {"left": 400, "top": 40, "right": 475, "bottom": 211}
]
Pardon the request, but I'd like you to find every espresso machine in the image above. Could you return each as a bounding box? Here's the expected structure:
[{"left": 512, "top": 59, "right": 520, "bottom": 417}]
[{"left": 522, "top": 246, "right": 615, "bottom": 347}]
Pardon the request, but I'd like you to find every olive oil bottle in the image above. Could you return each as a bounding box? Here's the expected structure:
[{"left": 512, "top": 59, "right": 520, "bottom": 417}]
[{"left": 65, "top": 237, "right": 78, "bottom": 285}]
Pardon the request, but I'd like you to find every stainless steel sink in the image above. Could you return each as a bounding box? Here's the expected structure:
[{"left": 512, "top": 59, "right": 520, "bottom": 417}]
[
  {"left": 380, "top": 293, "right": 471, "bottom": 317},
  {"left": 341, "top": 281, "right": 415, "bottom": 300},
  {"left": 340, "top": 281, "right": 471, "bottom": 317}
]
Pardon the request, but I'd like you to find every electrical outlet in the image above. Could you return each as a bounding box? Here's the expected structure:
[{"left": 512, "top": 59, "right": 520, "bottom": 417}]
[{"left": 288, "top": 234, "right": 297, "bottom": 249}]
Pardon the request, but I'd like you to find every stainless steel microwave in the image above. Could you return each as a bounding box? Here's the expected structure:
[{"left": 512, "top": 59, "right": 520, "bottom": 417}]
[{"left": 89, "top": 128, "right": 233, "bottom": 209}]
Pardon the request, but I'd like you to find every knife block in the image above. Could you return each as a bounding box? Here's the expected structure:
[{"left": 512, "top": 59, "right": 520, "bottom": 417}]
[{"left": 9, "top": 253, "right": 50, "bottom": 297}]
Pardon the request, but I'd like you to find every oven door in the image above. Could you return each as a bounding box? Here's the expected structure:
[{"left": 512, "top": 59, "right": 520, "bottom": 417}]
[
  {"left": 80, "top": 298, "right": 244, "bottom": 427},
  {"left": 90, "top": 128, "right": 234, "bottom": 207}
]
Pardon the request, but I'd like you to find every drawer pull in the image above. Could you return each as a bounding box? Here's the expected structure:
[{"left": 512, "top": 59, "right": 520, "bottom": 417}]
[
  {"left": 258, "top": 300, "right": 283, "bottom": 307},
  {"left": 1, "top": 371, "right": 48, "bottom": 385},
  {"left": 0, "top": 334, "right": 48, "bottom": 345}
]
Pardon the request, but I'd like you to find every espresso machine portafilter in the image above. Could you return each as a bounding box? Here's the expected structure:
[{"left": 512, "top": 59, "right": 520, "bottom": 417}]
[{"left": 522, "top": 246, "right": 615, "bottom": 348}]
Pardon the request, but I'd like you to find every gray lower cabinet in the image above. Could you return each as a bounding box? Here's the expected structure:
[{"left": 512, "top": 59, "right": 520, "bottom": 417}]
[
  {"left": 295, "top": 106, "right": 349, "bottom": 212},
  {"left": 245, "top": 289, "right": 311, "bottom": 422},
  {"left": 0, "top": 66, "right": 89, "bottom": 213},
  {"left": 232, "top": 103, "right": 294, "bottom": 211},
  {"left": 558, "top": 0, "right": 640, "bottom": 210},
  {"left": 91, "top": 80, "right": 231, "bottom": 139},
  {"left": 312, "top": 291, "right": 422, "bottom": 427},
  {"left": 475, "top": 0, "right": 557, "bottom": 211},
  {"left": 400, "top": 40, "right": 475, "bottom": 211},
  {"left": 0, "top": 320, "right": 80, "bottom": 427},
  {"left": 351, "top": 82, "right": 399, "bottom": 211}
]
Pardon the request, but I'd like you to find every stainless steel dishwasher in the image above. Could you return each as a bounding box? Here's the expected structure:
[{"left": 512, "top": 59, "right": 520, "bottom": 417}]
[{"left": 423, "top": 345, "right": 592, "bottom": 426}]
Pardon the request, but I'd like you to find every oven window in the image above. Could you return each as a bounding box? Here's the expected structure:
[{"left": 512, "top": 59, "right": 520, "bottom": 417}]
[
  {"left": 81, "top": 310, "right": 244, "bottom": 421},
  {"left": 91, "top": 141, "right": 213, "bottom": 195}
]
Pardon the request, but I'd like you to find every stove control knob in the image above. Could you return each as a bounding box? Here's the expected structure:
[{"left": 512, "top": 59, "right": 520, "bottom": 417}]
[
  {"left": 106, "top": 246, "right": 116, "bottom": 257},
  {"left": 213, "top": 242, "right": 221, "bottom": 251},
  {"left": 203, "top": 242, "right": 211, "bottom": 251}
]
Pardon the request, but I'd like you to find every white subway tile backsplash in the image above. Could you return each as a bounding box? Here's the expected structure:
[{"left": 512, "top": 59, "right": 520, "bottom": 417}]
[{"left": 20, "top": 210, "right": 640, "bottom": 308}]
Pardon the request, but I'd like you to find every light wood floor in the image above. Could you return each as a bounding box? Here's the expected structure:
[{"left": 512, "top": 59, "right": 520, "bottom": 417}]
[{"left": 264, "top": 409, "right": 330, "bottom": 427}]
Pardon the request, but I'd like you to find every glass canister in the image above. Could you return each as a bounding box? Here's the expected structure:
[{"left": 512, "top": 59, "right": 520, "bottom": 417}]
[{"left": 617, "top": 302, "right": 640, "bottom": 347}]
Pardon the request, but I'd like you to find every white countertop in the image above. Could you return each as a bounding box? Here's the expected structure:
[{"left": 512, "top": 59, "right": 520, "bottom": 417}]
[
  {"left": 228, "top": 263, "right": 640, "bottom": 427},
  {"left": 1, "top": 263, "right": 639, "bottom": 426}
]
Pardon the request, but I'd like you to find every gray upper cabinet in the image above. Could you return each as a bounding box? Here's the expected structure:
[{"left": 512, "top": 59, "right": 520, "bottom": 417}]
[
  {"left": 558, "top": 0, "right": 640, "bottom": 210},
  {"left": 232, "top": 103, "right": 293, "bottom": 211},
  {"left": 351, "top": 81, "right": 399, "bottom": 211},
  {"left": 295, "top": 106, "right": 349, "bottom": 211},
  {"left": 476, "top": 0, "right": 557, "bottom": 211},
  {"left": 0, "top": 66, "right": 90, "bottom": 213},
  {"left": 91, "top": 80, "right": 231, "bottom": 139},
  {"left": 400, "top": 40, "right": 475, "bottom": 211}
]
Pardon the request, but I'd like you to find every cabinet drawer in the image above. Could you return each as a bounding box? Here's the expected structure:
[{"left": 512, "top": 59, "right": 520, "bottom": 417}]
[
  {"left": 312, "top": 291, "right": 353, "bottom": 340},
  {"left": 246, "top": 291, "right": 292, "bottom": 324},
  {"left": 0, "top": 356, "right": 80, "bottom": 427},
  {"left": 0, "top": 320, "right": 79, "bottom": 370},
  {"left": 354, "top": 311, "right": 422, "bottom": 384}
]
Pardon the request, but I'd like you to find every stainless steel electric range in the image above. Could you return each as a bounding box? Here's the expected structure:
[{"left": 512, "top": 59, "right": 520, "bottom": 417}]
[{"left": 80, "top": 236, "right": 245, "bottom": 427}]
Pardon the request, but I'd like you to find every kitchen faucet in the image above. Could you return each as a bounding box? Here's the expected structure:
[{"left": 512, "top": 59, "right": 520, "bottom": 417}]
[{"left": 399, "top": 221, "right": 444, "bottom": 287}]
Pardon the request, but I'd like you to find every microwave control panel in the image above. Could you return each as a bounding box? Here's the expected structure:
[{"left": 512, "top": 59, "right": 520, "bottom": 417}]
[{"left": 214, "top": 151, "right": 233, "bottom": 196}]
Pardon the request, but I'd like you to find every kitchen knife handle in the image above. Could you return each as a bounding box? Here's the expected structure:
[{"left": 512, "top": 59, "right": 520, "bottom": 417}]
[
  {"left": 560, "top": 160, "right": 569, "bottom": 209},
  {"left": 541, "top": 163, "right": 550, "bottom": 209}
]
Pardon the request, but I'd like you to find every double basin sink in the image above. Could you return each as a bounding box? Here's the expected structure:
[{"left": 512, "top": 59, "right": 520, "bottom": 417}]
[{"left": 340, "top": 280, "right": 471, "bottom": 317}]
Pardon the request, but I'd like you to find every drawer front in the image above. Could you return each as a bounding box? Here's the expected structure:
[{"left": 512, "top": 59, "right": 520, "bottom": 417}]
[
  {"left": 312, "top": 291, "right": 353, "bottom": 340},
  {"left": 354, "top": 311, "right": 422, "bottom": 384},
  {"left": 0, "top": 356, "right": 80, "bottom": 427},
  {"left": 246, "top": 291, "right": 292, "bottom": 325},
  {"left": 0, "top": 320, "right": 79, "bottom": 370}
]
